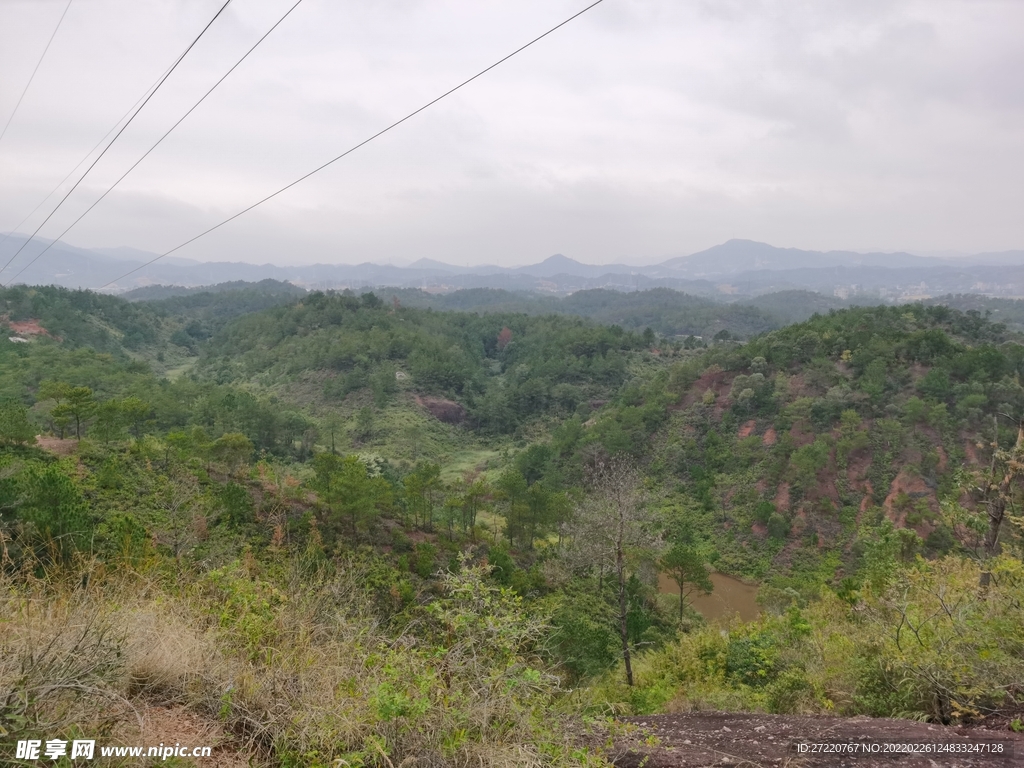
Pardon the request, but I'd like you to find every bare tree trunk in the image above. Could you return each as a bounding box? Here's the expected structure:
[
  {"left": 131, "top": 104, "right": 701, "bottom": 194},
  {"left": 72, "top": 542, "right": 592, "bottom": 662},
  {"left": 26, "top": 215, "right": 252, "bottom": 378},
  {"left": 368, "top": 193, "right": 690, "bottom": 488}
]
[
  {"left": 618, "top": 544, "right": 634, "bottom": 687},
  {"left": 980, "top": 496, "right": 1005, "bottom": 589},
  {"left": 617, "top": 508, "right": 634, "bottom": 687},
  {"left": 980, "top": 420, "right": 1022, "bottom": 588},
  {"left": 567, "top": 457, "right": 660, "bottom": 688}
]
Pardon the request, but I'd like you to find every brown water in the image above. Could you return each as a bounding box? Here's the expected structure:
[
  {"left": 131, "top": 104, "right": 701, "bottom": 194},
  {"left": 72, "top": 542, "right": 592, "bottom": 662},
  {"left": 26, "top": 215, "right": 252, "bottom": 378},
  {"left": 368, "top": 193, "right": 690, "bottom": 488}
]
[{"left": 658, "top": 571, "right": 761, "bottom": 623}]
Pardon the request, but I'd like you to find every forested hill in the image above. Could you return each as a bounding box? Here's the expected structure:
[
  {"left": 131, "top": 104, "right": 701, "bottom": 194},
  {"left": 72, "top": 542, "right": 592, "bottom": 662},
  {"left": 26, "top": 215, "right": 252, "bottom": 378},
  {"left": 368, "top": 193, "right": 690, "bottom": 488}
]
[
  {"left": 575, "top": 304, "right": 1024, "bottom": 720},
  {"left": 120, "top": 278, "right": 305, "bottom": 301},
  {"left": 612, "top": 304, "right": 1024, "bottom": 584},
  {"left": 2, "top": 289, "right": 1023, "bottom": 764},
  {"left": 0, "top": 282, "right": 311, "bottom": 365},
  {"left": 390, "top": 286, "right": 843, "bottom": 339},
  {"left": 924, "top": 293, "right": 1024, "bottom": 332},
  {"left": 197, "top": 290, "right": 648, "bottom": 437},
  {"left": 124, "top": 282, "right": 839, "bottom": 340}
]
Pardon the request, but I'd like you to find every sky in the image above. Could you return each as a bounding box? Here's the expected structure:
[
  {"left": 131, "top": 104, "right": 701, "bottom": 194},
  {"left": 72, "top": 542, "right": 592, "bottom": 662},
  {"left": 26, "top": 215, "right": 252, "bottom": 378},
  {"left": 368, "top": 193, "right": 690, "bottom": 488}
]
[{"left": 0, "top": 0, "right": 1022, "bottom": 268}]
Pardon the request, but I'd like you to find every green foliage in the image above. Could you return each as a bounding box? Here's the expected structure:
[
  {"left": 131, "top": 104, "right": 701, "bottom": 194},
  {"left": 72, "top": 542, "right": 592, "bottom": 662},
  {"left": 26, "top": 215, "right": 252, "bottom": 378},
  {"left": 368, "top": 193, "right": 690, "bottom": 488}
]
[
  {"left": 200, "top": 292, "right": 644, "bottom": 435},
  {"left": 545, "top": 590, "right": 618, "bottom": 682},
  {"left": 218, "top": 482, "right": 254, "bottom": 528},
  {"left": 0, "top": 285, "right": 161, "bottom": 354},
  {"left": 312, "top": 453, "right": 392, "bottom": 540},
  {"left": 210, "top": 432, "right": 254, "bottom": 472},
  {"left": 393, "top": 286, "right": 789, "bottom": 339},
  {"left": 660, "top": 542, "right": 712, "bottom": 619},
  {"left": 6, "top": 281, "right": 1024, "bottom": 755},
  {"left": 0, "top": 400, "right": 36, "bottom": 445},
  {"left": 15, "top": 462, "right": 91, "bottom": 563}
]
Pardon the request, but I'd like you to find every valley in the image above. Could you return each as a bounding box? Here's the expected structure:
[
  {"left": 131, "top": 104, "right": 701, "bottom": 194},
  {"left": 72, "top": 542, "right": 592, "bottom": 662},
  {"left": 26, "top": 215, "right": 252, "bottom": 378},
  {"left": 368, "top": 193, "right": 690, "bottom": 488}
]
[{"left": 1, "top": 282, "right": 1023, "bottom": 766}]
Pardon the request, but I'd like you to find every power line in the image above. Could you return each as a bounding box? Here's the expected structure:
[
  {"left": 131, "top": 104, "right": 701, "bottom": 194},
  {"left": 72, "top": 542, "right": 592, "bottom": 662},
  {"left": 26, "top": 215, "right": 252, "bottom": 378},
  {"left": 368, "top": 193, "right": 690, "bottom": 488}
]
[
  {"left": 0, "top": 0, "right": 233, "bottom": 281},
  {"left": 0, "top": 59, "right": 180, "bottom": 256},
  {"left": 0, "top": 0, "right": 74, "bottom": 147},
  {"left": 99, "top": 0, "right": 607, "bottom": 292},
  {"left": 3, "top": 0, "right": 306, "bottom": 287}
]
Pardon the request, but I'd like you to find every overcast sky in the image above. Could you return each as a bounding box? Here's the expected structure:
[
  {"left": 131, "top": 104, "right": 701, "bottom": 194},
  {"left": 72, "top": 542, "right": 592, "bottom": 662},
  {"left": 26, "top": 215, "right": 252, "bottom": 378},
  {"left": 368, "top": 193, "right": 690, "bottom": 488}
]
[{"left": 1, "top": 0, "right": 1022, "bottom": 267}]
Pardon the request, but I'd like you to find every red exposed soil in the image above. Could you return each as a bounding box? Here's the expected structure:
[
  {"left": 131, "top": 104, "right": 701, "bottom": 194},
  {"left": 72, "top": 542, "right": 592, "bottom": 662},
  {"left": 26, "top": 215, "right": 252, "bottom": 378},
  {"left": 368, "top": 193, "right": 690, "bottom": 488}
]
[
  {"left": 774, "top": 483, "right": 791, "bottom": 514},
  {"left": 2, "top": 316, "right": 50, "bottom": 337},
  {"left": 883, "top": 470, "right": 936, "bottom": 527},
  {"left": 611, "top": 712, "right": 1024, "bottom": 768},
  {"left": 787, "top": 373, "right": 811, "bottom": 398},
  {"left": 762, "top": 428, "right": 777, "bottom": 447},
  {"left": 681, "top": 367, "right": 735, "bottom": 409},
  {"left": 810, "top": 472, "right": 841, "bottom": 507},
  {"left": 789, "top": 423, "right": 816, "bottom": 448},
  {"left": 847, "top": 450, "right": 872, "bottom": 493},
  {"left": 965, "top": 440, "right": 981, "bottom": 466},
  {"left": 414, "top": 394, "right": 466, "bottom": 424},
  {"left": 738, "top": 420, "right": 757, "bottom": 439}
]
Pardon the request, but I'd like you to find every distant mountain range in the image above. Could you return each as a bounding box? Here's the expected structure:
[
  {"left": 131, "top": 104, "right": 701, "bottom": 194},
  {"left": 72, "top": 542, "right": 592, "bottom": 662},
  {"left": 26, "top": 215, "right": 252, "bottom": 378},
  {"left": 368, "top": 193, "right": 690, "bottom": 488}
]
[{"left": 1, "top": 234, "right": 1022, "bottom": 299}]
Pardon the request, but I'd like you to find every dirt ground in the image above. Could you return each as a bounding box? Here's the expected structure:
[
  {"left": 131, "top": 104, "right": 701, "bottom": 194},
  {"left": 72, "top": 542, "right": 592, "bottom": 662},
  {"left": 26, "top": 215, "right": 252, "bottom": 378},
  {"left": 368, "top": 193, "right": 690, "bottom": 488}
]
[
  {"left": 34, "top": 435, "right": 79, "bottom": 455},
  {"left": 610, "top": 712, "right": 1023, "bottom": 768}
]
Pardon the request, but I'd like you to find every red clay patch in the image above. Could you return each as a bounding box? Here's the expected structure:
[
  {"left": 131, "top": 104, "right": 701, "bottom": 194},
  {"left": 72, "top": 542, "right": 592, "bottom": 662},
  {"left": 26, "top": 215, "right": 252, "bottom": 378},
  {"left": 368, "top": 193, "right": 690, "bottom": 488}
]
[
  {"left": 964, "top": 440, "right": 981, "bottom": 465},
  {"left": 737, "top": 420, "right": 756, "bottom": 439},
  {"left": 2, "top": 316, "right": 50, "bottom": 336},
  {"left": 414, "top": 394, "right": 466, "bottom": 424},
  {"left": 846, "top": 449, "right": 872, "bottom": 491},
  {"left": 681, "top": 366, "right": 733, "bottom": 409},
  {"left": 789, "top": 423, "right": 816, "bottom": 447},
  {"left": 883, "top": 470, "right": 937, "bottom": 530},
  {"left": 761, "top": 427, "right": 777, "bottom": 446}
]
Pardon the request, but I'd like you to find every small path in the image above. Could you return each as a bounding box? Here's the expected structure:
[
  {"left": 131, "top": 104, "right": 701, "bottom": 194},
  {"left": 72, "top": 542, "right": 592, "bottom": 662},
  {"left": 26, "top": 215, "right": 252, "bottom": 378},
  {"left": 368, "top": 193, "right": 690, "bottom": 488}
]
[{"left": 612, "top": 712, "right": 1023, "bottom": 768}]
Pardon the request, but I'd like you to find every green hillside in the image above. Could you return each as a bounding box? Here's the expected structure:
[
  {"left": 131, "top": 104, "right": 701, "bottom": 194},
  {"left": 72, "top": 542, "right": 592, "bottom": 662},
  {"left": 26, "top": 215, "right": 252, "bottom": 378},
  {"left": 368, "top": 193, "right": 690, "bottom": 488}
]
[
  {"left": 391, "top": 286, "right": 826, "bottom": 339},
  {"left": 2, "top": 288, "right": 1022, "bottom": 765}
]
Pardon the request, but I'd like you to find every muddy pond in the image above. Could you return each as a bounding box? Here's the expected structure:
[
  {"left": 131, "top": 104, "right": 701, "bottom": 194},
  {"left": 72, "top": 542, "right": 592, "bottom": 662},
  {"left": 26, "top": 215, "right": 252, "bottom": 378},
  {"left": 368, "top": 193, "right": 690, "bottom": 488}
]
[{"left": 658, "top": 571, "right": 760, "bottom": 623}]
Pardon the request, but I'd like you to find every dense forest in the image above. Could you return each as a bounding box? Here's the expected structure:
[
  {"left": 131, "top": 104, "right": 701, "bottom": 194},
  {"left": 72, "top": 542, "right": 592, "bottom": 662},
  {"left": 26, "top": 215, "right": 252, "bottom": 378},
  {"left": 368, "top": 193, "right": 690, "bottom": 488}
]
[
  {"left": 124, "top": 280, "right": 851, "bottom": 340},
  {"left": 388, "top": 285, "right": 846, "bottom": 339},
  {"left": 2, "top": 284, "right": 1023, "bottom": 766}
]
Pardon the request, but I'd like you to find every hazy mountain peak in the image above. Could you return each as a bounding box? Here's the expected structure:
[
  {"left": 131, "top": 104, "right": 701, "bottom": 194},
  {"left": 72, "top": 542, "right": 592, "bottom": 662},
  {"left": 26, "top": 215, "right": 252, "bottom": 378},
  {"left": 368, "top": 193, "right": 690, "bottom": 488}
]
[
  {"left": 406, "top": 258, "right": 460, "bottom": 272},
  {"left": 659, "top": 239, "right": 932, "bottom": 276},
  {"left": 538, "top": 253, "right": 580, "bottom": 267}
]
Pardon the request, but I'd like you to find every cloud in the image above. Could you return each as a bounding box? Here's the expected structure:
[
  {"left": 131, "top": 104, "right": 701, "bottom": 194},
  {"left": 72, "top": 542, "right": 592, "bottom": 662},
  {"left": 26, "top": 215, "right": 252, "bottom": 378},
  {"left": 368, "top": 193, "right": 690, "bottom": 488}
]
[{"left": 0, "top": 0, "right": 1021, "bottom": 267}]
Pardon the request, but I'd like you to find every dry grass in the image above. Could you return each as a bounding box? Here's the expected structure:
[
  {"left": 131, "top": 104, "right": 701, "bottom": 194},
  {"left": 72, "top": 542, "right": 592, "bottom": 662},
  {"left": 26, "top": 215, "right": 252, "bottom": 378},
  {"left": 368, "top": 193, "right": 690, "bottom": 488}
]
[{"left": 1, "top": 559, "right": 607, "bottom": 767}]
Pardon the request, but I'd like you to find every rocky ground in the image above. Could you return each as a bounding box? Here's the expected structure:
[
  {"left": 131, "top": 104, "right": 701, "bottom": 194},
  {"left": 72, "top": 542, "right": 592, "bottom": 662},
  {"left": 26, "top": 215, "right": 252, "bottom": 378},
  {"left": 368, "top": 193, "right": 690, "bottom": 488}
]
[{"left": 610, "top": 712, "right": 1023, "bottom": 768}]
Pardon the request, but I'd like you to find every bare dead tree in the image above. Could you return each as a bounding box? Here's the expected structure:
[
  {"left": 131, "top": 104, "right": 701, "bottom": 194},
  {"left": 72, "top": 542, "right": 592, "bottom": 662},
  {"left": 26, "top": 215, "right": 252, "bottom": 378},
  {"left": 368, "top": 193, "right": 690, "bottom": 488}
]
[
  {"left": 561, "top": 456, "right": 662, "bottom": 686},
  {"left": 153, "top": 473, "right": 202, "bottom": 565},
  {"left": 976, "top": 418, "right": 1024, "bottom": 588}
]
